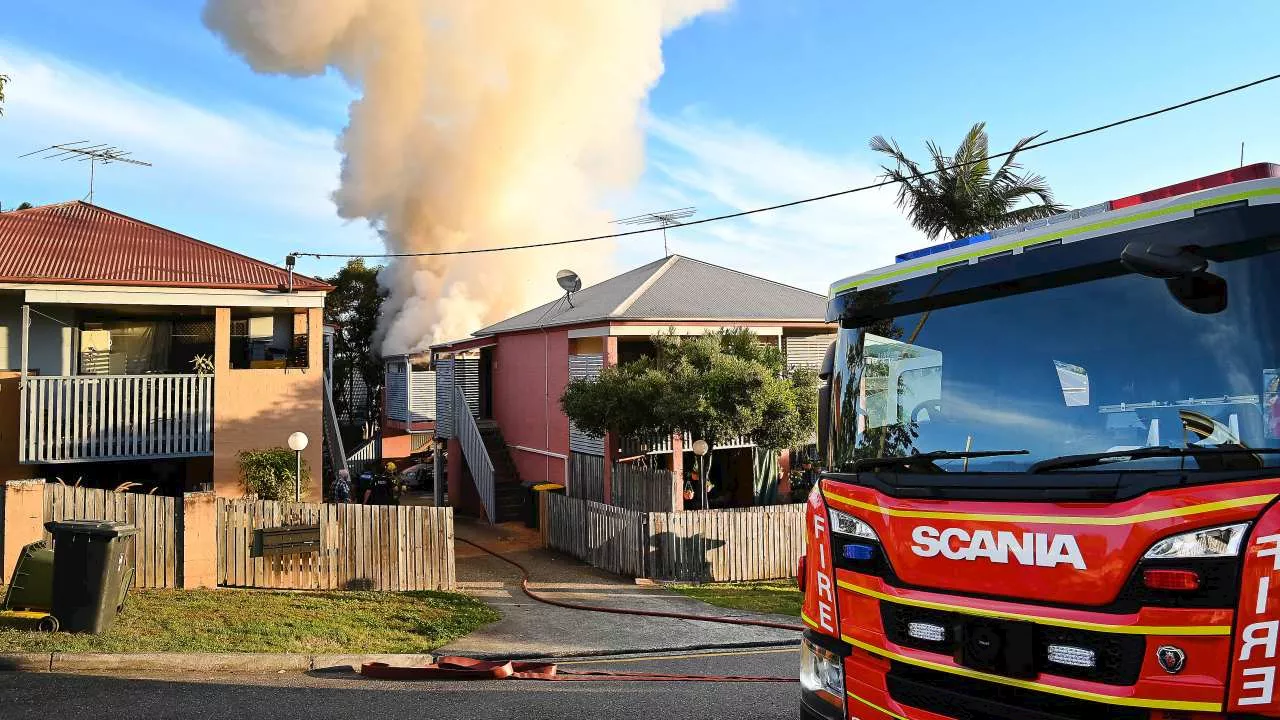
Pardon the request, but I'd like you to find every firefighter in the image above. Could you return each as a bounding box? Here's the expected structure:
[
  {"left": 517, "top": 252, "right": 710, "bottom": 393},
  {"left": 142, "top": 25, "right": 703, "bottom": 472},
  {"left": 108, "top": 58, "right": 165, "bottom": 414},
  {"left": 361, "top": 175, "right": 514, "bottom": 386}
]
[{"left": 364, "top": 461, "right": 398, "bottom": 505}]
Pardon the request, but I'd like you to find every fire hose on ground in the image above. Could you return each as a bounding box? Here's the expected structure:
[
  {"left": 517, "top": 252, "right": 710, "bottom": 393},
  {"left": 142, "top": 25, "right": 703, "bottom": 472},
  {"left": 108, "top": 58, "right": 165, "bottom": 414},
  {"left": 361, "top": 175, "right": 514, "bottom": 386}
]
[{"left": 358, "top": 536, "right": 803, "bottom": 683}]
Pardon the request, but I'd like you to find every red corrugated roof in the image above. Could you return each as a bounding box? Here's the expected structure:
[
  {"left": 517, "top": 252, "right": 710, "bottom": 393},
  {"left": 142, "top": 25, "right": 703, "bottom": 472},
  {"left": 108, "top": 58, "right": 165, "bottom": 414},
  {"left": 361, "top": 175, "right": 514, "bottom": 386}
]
[{"left": 0, "top": 201, "right": 331, "bottom": 291}]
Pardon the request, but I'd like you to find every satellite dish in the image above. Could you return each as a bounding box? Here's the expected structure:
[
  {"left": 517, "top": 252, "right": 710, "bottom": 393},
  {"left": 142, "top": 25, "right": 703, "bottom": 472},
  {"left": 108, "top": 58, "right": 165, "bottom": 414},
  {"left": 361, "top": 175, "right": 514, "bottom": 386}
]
[{"left": 556, "top": 269, "right": 582, "bottom": 293}]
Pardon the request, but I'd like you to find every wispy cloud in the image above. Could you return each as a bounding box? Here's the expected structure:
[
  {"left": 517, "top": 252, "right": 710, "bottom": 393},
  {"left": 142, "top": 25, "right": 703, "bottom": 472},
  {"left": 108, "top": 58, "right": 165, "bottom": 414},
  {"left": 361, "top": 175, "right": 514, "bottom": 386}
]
[
  {"left": 615, "top": 110, "right": 925, "bottom": 293},
  {"left": 0, "top": 43, "right": 378, "bottom": 271}
]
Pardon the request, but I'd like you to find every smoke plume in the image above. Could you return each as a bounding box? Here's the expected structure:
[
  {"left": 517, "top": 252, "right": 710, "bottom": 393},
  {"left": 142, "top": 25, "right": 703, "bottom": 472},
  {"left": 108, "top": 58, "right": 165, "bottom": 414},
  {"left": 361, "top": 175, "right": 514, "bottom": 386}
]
[{"left": 203, "top": 0, "right": 729, "bottom": 354}]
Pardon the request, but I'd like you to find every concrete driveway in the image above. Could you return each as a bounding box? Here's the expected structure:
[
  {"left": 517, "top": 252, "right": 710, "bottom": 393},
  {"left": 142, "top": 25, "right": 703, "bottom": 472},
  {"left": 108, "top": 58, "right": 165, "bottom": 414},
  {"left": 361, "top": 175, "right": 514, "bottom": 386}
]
[{"left": 439, "top": 519, "right": 800, "bottom": 659}]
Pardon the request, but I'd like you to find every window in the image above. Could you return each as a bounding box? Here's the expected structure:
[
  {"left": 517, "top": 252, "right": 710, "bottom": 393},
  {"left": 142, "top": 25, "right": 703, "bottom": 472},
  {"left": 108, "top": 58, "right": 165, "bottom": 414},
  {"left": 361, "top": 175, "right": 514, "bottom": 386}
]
[
  {"left": 230, "top": 309, "right": 309, "bottom": 369},
  {"left": 831, "top": 242, "right": 1280, "bottom": 473},
  {"left": 78, "top": 318, "right": 215, "bottom": 375}
]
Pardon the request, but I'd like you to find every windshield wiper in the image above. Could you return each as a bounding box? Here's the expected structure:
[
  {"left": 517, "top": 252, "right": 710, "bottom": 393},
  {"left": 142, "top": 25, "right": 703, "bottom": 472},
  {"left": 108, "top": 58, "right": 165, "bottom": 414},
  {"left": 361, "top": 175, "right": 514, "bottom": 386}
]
[
  {"left": 853, "top": 449, "right": 1029, "bottom": 472},
  {"left": 1028, "top": 445, "right": 1280, "bottom": 473}
]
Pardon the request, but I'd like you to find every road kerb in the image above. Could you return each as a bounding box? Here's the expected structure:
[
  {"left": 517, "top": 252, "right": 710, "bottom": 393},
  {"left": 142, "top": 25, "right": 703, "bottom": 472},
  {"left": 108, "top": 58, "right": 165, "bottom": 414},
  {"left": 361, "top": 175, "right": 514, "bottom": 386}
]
[
  {"left": 311, "top": 654, "right": 436, "bottom": 672},
  {"left": 0, "top": 654, "right": 52, "bottom": 671},
  {"left": 0, "top": 653, "right": 444, "bottom": 674},
  {"left": 50, "top": 653, "right": 314, "bottom": 672}
]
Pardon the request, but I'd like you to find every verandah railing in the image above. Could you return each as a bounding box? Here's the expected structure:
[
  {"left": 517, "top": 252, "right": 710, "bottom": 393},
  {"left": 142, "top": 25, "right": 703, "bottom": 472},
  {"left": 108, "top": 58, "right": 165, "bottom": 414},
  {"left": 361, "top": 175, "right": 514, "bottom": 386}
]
[{"left": 20, "top": 374, "right": 213, "bottom": 463}]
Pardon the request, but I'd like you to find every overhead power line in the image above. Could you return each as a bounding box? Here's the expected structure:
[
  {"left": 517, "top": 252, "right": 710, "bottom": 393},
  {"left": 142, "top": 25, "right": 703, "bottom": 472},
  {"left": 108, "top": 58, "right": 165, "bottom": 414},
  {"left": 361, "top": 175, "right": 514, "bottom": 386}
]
[{"left": 293, "top": 71, "right": 1280, "bottom": 261}]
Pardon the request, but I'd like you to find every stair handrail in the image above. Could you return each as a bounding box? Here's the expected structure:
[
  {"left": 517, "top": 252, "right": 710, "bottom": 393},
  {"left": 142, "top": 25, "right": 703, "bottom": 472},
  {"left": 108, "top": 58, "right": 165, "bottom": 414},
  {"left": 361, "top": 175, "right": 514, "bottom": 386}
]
[
  {"left": 454, "top": 385, "right": 496, "bottom": 522},
  {"left": 323, "top": 378, "right": 350, "bottom": 480}
]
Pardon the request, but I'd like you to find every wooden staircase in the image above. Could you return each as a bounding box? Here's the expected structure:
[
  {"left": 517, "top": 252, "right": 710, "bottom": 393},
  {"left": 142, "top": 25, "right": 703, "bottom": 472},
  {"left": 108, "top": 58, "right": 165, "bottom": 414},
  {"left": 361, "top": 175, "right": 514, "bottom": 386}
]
[{"left": 475, "top": 420, "right": 525, "bottom": 523}]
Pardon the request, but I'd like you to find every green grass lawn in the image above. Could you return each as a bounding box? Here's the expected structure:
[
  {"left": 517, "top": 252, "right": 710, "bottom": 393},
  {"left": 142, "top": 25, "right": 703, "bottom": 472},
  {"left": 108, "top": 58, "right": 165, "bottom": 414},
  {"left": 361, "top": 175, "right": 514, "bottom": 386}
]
[
  {"left": 0, "top": 587, "right": 498, "bottom": 653},
  {"left": 668, "top": 580, "right": 802, "bottom": 617}
]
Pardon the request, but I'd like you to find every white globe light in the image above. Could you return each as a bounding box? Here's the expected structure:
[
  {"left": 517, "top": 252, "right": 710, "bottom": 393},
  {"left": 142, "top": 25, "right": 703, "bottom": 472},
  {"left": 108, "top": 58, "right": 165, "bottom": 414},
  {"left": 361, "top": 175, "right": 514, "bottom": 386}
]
[
  {"left": 287, "top": 431, "right": 309, "bottom": 452},
  {"left": 692, "top": 439, "right": 709, "bottom": 456}
]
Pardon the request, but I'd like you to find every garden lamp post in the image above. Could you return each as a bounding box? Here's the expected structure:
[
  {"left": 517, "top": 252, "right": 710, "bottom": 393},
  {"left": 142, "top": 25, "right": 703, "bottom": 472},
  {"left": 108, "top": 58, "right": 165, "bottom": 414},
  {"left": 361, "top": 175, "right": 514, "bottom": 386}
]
[
  {"left": 692, "top": 439, "right": 709, "bottom": 510},
  {"left": 288, "top": 431, "right": 309, "bottom": 501}
]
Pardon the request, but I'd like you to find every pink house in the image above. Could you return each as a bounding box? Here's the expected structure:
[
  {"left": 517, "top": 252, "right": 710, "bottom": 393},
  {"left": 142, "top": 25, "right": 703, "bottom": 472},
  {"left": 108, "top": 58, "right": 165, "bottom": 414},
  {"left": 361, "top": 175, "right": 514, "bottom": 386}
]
[{"left": 428, "top": 255, "right": 832, "bottom": 523}]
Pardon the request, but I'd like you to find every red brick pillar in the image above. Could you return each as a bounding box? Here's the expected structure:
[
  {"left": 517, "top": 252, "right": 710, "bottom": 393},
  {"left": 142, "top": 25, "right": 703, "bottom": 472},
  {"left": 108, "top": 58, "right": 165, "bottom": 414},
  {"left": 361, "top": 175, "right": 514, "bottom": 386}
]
[
  {"left": 2, "top": 479, "right": 46, "bottom": 584},
  {"left": 180, "top": 491, "right": 218, "bottom": 589}
]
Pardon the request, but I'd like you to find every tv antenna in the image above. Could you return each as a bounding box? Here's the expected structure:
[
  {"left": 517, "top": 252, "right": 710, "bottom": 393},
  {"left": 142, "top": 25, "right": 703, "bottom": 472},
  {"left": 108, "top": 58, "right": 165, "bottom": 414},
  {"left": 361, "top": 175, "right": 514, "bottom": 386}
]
[
  {"left": 612, "top": 206, "right": 696, "bottom": 257},
  {"left": 556, "top": 269, "right": 582, "bottom": 307},
  {"left": 19, "top": 141, "right": 152, "bottom": 204}
]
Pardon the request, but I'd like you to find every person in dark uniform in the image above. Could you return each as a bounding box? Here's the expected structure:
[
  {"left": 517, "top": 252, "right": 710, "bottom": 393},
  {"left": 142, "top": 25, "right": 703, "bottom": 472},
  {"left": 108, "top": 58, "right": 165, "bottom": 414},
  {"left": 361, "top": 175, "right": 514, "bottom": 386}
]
[
  {"left": 364, "top": 461, "right": 397, "bottom": 505},
  {"left": 356, "top": 469, "right": 375, "bottom": 503}
]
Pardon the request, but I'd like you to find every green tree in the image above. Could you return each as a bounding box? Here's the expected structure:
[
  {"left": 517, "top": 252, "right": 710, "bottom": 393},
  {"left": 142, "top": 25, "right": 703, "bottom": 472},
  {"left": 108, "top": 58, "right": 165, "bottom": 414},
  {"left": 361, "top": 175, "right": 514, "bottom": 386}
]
[
  {"left": 0, "top": 74, "right": 9, "bottom": 116},
  {"left": 323, "top": 259, "right": 386, "bottom": 430},
  {"left": 239, "top": 447, "right": 311, "bottom": 501},
  {"left": 560, "top": 329, "right": 818, "bottom": 453},
  {"left": 870, "top": 122, "right": 1065, "bottom": 241}
]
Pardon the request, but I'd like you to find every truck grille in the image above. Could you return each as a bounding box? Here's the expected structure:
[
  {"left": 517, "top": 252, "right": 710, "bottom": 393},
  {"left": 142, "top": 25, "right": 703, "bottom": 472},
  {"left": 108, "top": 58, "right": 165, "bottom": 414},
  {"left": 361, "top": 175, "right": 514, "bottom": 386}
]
[
  {"left": 886, "top": 662, "right": 1149, "bottom": 720},
  {"left": 881, "top": 603, "right": 1145, "bottom": 686}
]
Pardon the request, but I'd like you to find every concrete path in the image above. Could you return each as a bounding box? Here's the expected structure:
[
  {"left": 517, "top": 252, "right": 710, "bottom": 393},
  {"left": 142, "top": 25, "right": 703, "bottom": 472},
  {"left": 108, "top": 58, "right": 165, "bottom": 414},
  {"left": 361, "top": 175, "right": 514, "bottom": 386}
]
[{"left": 438, "top": 520, "right": 799, "bottom": 659}]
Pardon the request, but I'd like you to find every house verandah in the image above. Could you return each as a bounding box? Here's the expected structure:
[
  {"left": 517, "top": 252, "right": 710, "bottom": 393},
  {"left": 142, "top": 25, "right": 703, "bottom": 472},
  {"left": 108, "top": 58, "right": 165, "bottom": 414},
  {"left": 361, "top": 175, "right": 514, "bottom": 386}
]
[
  {"left": 0, "top": 201, "right": 331, "bottom": 499},
  {"left": 5, "top": 284, "right": 329, "bottom": 498}
]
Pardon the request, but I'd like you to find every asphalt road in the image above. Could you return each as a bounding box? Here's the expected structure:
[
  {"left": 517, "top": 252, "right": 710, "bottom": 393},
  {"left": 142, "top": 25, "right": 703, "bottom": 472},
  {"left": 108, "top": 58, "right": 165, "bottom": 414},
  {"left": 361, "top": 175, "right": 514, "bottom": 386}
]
[{"left": 0, "top": 646, "right": 802, "bottom": 720}]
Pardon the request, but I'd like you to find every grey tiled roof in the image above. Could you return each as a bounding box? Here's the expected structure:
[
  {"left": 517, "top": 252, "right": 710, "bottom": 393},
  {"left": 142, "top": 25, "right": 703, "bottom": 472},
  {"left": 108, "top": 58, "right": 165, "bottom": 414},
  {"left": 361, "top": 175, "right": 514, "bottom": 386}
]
[
  {"left": 470, "top": 255, "right": 825, "bottom": 337},
  {"left": 619, "top": 256, "right": 826, "bottom": 320}
]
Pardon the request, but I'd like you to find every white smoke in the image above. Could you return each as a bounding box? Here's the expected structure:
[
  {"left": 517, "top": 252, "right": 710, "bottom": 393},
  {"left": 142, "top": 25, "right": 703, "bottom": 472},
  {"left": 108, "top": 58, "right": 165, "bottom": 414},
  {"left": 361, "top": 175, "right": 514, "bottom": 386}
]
[{"left": 204, "top": 0, "right": 730, "bottom": 353}]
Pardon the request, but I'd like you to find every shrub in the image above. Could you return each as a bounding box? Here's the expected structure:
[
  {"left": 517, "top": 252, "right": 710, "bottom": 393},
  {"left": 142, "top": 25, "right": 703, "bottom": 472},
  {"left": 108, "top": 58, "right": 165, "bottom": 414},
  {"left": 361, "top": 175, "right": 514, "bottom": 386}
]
[{"left": 238, "top": 447, "right": 310, "bottom": 501}]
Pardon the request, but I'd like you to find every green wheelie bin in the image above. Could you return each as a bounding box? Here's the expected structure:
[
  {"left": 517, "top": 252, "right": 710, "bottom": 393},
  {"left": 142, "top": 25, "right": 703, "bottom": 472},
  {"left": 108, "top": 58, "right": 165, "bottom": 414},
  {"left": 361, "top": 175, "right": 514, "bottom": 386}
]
[
  {"left": 45, "top": 520, "right": 138, "bottom": 634},
  {"left": 1, "top": 541, "right": 59, "bottom": 631},
  {"left": 3, "top": 541, "right": 55, "bottom": 612}
]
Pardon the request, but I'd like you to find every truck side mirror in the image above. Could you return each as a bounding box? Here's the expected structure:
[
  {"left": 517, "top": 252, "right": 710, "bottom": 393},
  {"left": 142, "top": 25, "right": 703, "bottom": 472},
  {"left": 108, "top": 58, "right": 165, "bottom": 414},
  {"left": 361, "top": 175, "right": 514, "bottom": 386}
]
[
  {"left": 817, "top": 341, "right": 835, "bottom": 467},
  {"left": 817, "top": 381, "right": 831, "bottom": 469},
  {"left": 819, "top": 340, "right": 835, "bottom": 381}
]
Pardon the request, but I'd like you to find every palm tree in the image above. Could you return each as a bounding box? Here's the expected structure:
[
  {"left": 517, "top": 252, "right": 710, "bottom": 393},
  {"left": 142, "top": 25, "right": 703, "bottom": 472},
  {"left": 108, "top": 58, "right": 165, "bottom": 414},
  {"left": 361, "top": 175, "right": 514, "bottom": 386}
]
[
  {"left": 0, "top": 74, "right": 8, "bottom": 116},
  {"left": 870, "top": 122, "right": 1065, "bottom": 241}
]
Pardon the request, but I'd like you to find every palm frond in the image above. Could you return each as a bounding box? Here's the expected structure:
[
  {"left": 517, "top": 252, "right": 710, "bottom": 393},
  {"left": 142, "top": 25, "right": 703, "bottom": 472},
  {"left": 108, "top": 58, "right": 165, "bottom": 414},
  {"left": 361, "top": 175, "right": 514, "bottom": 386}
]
[
  {"left": 990, "top": 130, "right": 1047, "bottom": 186},
  {"left": 870, "top": 123, "right": 1063, "bottom": 241}
]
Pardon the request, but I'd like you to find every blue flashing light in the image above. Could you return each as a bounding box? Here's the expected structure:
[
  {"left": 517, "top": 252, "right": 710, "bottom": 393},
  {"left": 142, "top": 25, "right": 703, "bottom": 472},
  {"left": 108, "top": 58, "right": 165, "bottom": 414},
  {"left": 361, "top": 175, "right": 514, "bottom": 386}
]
[
  {"left": 842, "top": 543, "right": 876, "bottom": 561},
  {"left": 894, "top": 232, "right": 991, "bottom": 264}
]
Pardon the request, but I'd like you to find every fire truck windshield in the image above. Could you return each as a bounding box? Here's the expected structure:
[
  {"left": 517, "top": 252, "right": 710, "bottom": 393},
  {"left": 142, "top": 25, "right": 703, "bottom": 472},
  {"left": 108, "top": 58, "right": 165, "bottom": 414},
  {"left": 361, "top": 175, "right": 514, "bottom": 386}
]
[{"left": 830, "top": 246, "right": 1280, "bottom": 474}]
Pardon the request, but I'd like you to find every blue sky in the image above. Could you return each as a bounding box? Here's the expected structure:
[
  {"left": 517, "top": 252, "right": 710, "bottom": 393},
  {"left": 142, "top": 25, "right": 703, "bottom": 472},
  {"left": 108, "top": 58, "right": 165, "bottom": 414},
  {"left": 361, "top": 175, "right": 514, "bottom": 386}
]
[{"left": 3, "top": 1, "right": 1280, "bottom": 294}]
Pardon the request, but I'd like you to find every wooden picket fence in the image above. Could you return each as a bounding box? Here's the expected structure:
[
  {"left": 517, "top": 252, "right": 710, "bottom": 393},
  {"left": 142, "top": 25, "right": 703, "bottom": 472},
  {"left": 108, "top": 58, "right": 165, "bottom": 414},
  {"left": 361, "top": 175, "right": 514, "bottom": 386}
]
[
  {"left": 43, "top": 484, "right": 179, "bottom": 589},
  {"left": 567, "top": 453, "right": 605, "bottom": 501},
  {"left": 648, "top": 505, "right": 805, "bottom": 582},
  {"left": 216, "top": 499, "right": 455, "bottom": 591},
  {"left": 541, "top": 493, "right": 804, "bottom": 582},
  {"left": 612, "top": 464, "right": 676, "bottom": 513},
  {"left": 567, "top": 453, "right": 676, "bottom": 512}
]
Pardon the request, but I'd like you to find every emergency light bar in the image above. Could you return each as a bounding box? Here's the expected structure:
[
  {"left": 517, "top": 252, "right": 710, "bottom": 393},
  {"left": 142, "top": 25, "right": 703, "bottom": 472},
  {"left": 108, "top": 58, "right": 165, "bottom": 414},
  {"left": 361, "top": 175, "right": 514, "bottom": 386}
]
[{"left": 892, "top": 163, "right": 1280, "bottom": 264}]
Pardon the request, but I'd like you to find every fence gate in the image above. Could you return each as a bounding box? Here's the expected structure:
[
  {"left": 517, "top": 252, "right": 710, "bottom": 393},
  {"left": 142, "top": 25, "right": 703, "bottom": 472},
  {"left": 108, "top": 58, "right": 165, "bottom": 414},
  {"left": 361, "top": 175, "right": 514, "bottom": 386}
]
[{"left": 217, "top": 499, "right": 456, "bottom": 591}]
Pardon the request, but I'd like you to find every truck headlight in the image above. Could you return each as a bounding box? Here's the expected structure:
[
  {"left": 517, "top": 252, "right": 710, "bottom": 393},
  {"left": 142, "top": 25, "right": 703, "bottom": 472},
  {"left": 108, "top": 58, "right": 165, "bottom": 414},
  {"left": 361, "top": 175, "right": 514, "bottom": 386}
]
[
  {"left": 800, "top": 637, "right": 845, "bottom": 715},
  {"left": 1144, "top": 523, "right": 1248, "bottom": 559},
  {"left": 829, "top": 508, "right": 880, "bottom": 542}
]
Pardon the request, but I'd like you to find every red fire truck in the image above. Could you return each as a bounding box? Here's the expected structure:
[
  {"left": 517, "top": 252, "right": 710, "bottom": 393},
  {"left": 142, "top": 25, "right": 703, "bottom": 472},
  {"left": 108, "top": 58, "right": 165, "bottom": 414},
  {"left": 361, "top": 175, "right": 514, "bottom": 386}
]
[{"left": 800, "top": 163, "right": 1280, "bottom": 720}]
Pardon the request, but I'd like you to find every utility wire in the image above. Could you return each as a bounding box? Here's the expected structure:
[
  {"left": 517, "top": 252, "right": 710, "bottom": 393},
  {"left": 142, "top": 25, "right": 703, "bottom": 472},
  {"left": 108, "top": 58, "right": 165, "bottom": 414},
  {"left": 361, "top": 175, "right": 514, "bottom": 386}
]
[{"left": 293, "top": 72, "right": 1280, "bottom": 261}]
